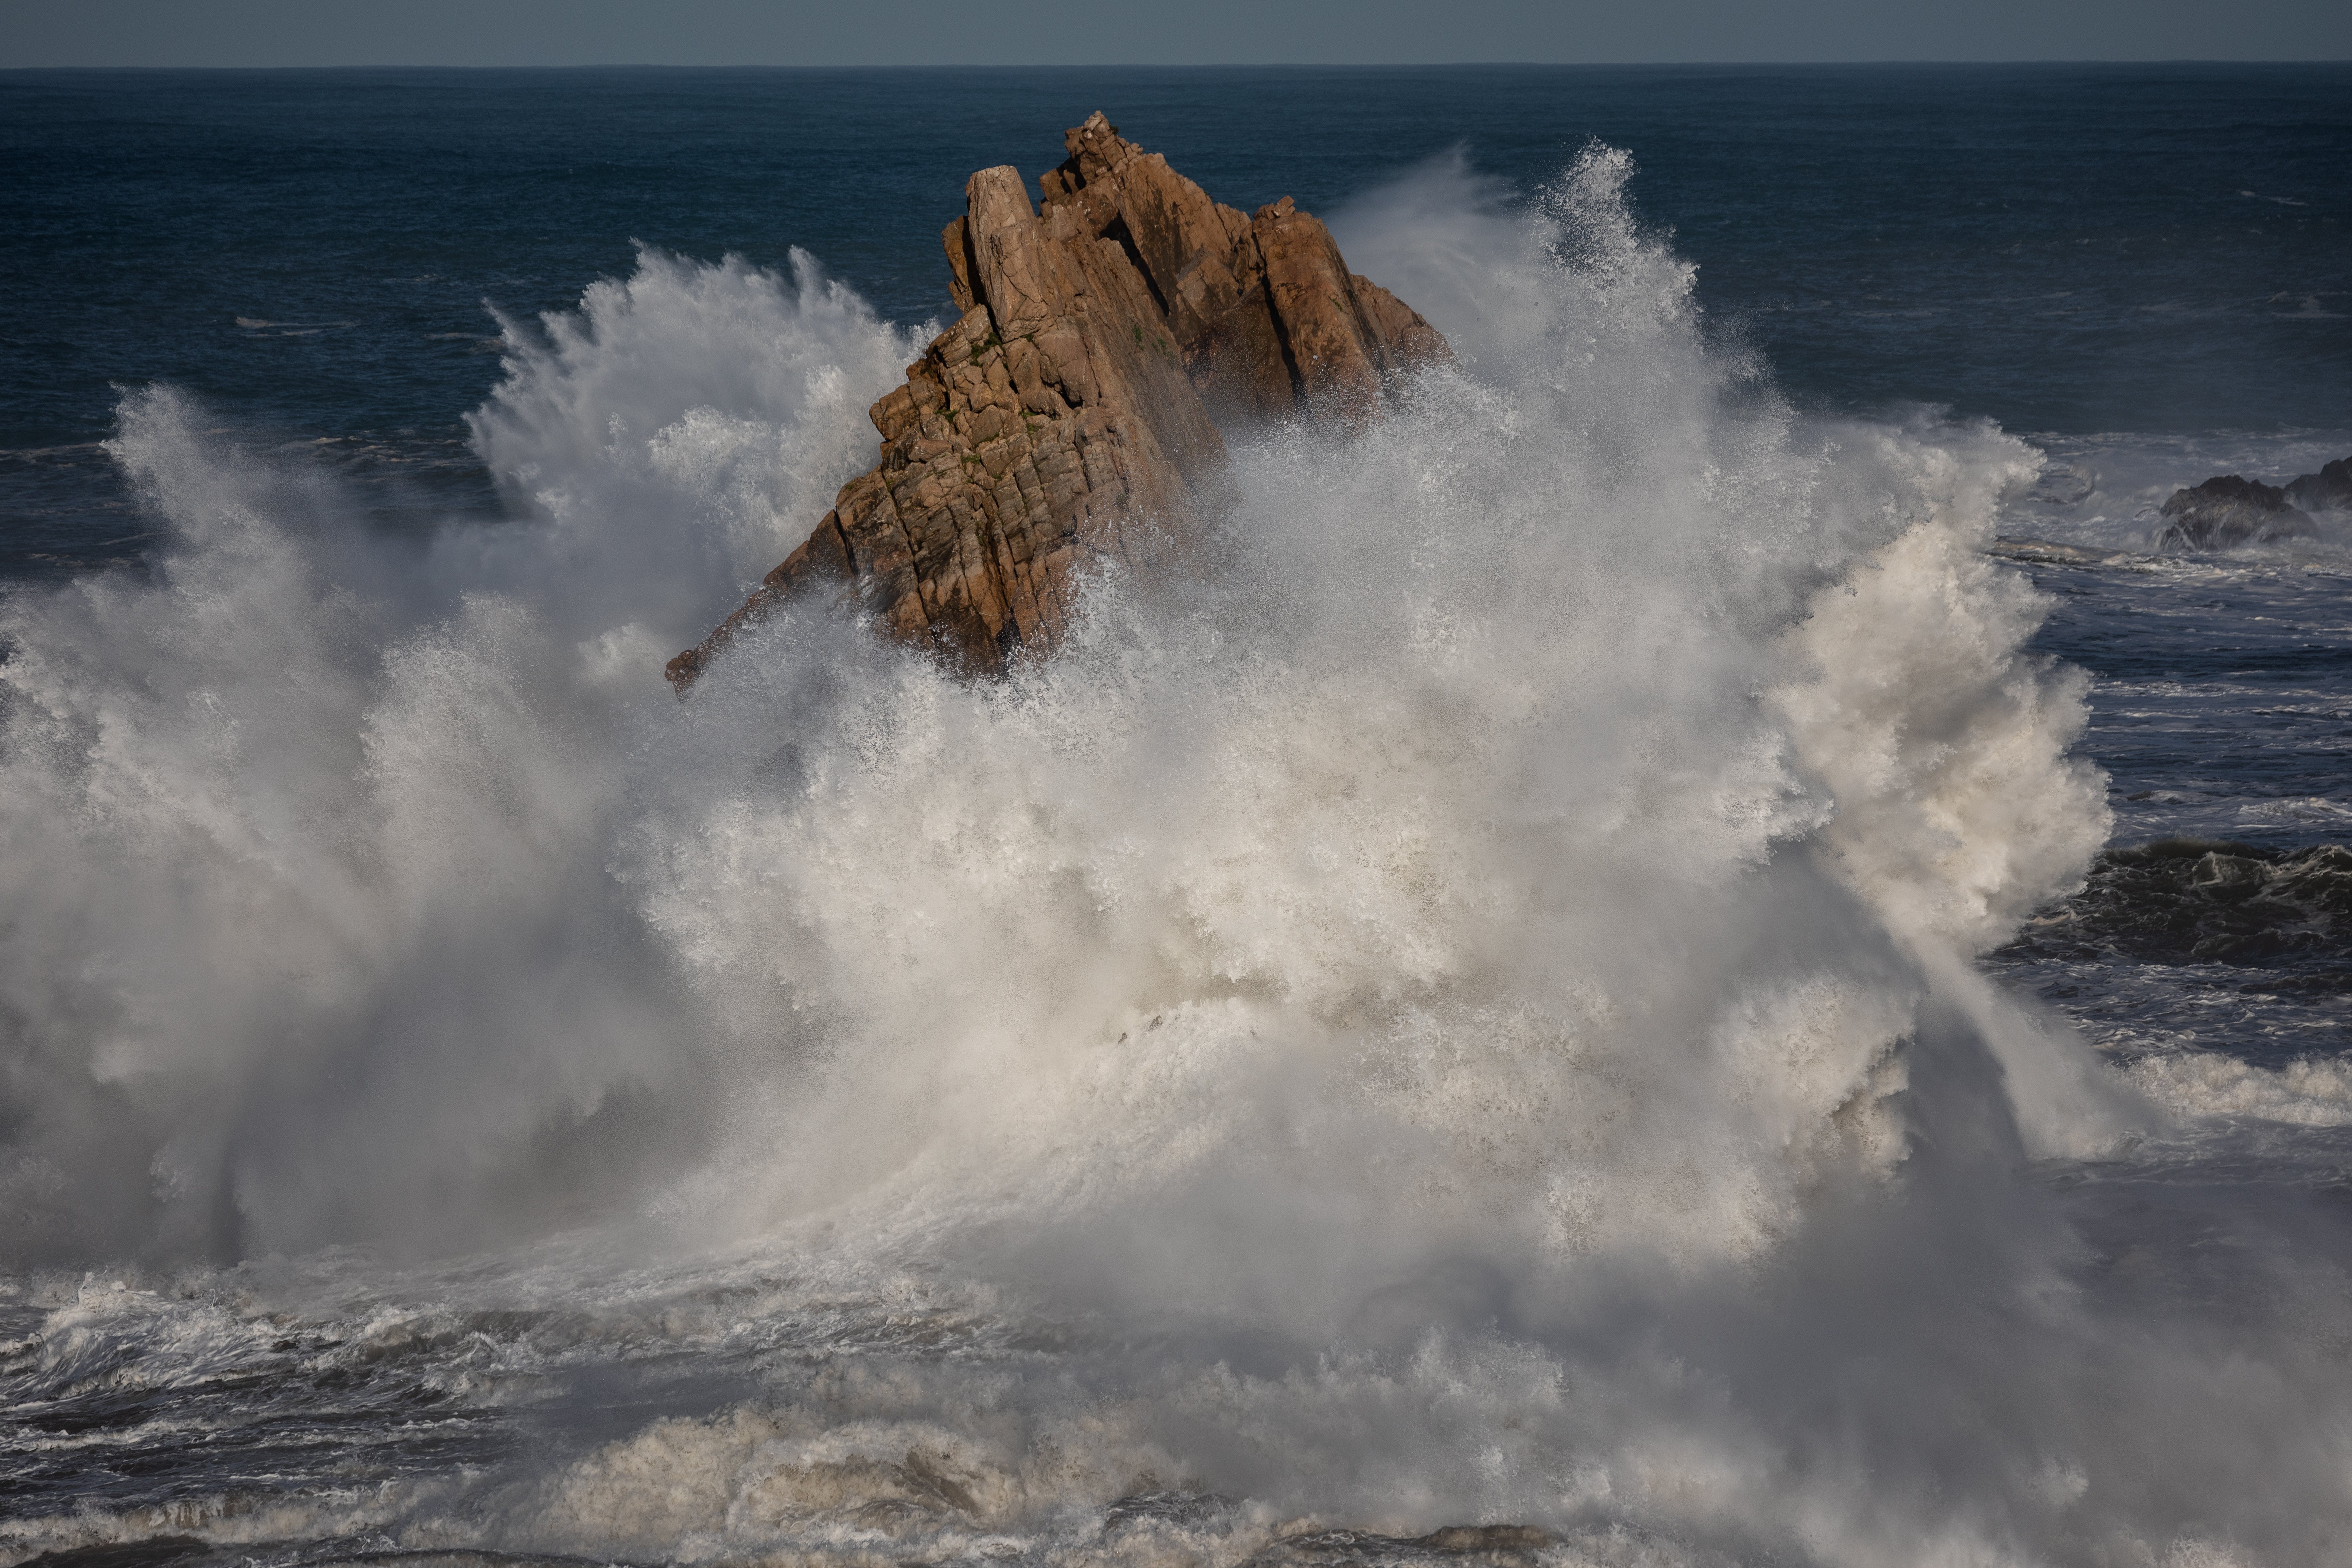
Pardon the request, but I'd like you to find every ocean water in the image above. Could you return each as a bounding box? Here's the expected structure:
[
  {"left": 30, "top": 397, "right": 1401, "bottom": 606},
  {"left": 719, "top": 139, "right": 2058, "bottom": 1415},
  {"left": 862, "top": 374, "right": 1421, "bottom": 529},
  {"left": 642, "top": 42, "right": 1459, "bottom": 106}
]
[{"left": 2, "top": 65, "right": 2350, "bottom": 1568}]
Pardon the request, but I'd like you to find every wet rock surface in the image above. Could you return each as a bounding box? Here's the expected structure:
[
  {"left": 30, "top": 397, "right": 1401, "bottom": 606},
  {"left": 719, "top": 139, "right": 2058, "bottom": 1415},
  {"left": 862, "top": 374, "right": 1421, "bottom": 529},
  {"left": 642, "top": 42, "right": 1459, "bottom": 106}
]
[
  {"left": 2286, "top": 456, "right": 2352, "bottom": 514},
  {"left": 668, "top": 113, "right": 1449, "bottom": 688},
  {"left": 2153, "top": 454, "right": 2349, "bottom": 551},
  {"left": 2156, "top": 474, "right": 2318, "bottom": 550}
]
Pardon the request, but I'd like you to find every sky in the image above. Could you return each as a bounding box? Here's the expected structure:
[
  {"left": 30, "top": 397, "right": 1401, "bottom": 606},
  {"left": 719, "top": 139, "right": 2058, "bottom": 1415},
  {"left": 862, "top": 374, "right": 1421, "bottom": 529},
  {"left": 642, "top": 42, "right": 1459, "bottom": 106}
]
[{"left": 3, "top": 0, "right": 2348, "bottom": 67}]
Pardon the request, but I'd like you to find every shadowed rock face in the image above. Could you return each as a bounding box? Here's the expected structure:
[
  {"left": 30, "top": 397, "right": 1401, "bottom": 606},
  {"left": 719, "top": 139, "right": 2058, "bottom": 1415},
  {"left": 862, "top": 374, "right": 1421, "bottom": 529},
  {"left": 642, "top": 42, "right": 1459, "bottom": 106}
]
[
  {"left": 2152, "top": 455, "right": 2350, "bottom": 553},
  {"left": 2286, "top": 456, "right": 2352, "bottom": 514},
  {"left": 667, "top": 112, "right": 1449, "bottom": 690},
  {"left": 2157, "top": 474, "right": 2318, "bottom": 551}
]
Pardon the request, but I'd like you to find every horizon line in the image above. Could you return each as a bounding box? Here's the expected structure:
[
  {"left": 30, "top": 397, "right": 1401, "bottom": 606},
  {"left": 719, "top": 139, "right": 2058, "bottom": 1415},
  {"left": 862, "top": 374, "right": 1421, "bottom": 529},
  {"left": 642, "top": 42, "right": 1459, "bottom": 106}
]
[{"left": 6, "top": 58, "right": 2349, "bottom": 71}]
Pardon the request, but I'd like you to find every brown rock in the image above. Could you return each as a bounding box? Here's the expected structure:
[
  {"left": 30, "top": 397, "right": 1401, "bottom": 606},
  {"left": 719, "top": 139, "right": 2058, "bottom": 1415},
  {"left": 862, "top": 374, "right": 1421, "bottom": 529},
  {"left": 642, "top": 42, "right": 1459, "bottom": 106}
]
[{"left": 668, "top": 112, "right": 1450, "bottom": 690}]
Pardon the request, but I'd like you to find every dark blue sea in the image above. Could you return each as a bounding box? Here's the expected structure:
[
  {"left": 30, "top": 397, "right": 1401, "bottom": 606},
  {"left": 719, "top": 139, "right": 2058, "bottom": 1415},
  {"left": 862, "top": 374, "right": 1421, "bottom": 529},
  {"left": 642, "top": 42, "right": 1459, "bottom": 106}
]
[{"left": 2, "top": 66, "right": 2350, "bottom": 1568}]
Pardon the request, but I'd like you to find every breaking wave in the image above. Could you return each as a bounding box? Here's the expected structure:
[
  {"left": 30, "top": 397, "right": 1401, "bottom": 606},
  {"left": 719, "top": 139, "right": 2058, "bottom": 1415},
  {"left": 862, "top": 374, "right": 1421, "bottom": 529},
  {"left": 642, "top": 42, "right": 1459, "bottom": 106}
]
[{"left": 7, "top": 148, "right": 2346, "bottom": 1565}]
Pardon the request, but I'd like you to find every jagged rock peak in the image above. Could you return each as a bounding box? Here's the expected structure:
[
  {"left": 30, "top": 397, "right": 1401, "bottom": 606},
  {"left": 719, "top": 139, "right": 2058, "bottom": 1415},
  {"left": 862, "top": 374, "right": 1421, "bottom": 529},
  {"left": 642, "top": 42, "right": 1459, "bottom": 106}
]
[
  {"left": 1025, "top": 110, "right": 1450, "bottom": 424},
  {"left": 667, "top": 113, "right": 1450, "bottom": 691}
]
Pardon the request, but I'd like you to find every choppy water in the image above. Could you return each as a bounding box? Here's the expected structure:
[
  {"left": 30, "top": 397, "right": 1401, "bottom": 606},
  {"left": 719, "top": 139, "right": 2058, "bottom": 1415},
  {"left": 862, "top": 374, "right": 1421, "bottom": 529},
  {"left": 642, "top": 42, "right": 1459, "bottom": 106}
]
[{"left": 3, "top": 67, "right": 2351, "bottom": 1568}]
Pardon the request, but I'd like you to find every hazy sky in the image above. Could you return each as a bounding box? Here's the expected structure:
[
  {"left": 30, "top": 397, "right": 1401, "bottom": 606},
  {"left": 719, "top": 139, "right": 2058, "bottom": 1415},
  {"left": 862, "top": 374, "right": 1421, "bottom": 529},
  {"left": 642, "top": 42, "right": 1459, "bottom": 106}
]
[{"left": 4, "top": 0, "right": 2347, "bottom": 67}]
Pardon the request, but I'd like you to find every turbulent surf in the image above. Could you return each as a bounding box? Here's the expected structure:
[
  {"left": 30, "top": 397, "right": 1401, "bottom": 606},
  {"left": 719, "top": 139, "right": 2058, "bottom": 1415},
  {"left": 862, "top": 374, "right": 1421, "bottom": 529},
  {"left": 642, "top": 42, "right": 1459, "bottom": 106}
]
[{"left": 6, "top": 83, "right": 2352, "bottom": 1568}]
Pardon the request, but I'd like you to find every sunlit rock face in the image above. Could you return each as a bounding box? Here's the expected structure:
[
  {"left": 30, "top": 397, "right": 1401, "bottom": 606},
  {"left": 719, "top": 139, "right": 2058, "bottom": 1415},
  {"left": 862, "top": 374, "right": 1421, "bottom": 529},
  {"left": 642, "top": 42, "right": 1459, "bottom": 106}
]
[{"left": 667, "top": 112, "right": 1449, "bottom": 687}]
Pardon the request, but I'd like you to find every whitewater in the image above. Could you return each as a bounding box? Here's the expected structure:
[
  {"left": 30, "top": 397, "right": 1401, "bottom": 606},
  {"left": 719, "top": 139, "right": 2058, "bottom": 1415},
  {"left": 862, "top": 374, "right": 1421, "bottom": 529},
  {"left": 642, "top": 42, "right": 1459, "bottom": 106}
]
[{"left": 6, "top": 143, "right": 2352, "bottom": 1568}]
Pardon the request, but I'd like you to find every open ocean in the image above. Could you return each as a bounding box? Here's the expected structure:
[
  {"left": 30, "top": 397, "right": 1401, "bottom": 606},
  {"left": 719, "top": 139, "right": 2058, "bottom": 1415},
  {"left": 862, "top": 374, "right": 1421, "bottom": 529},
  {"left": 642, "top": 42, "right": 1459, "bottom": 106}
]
[{"left": 3, "top": 65, "right": 2350, "bottom": 1568}]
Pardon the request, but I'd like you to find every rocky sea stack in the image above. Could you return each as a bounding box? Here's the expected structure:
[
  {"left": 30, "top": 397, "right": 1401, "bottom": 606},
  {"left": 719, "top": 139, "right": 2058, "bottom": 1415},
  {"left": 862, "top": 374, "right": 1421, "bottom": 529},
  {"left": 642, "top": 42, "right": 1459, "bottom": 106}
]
[{"left": 667, "top": 113, "right": 1450, "bottom": 689}]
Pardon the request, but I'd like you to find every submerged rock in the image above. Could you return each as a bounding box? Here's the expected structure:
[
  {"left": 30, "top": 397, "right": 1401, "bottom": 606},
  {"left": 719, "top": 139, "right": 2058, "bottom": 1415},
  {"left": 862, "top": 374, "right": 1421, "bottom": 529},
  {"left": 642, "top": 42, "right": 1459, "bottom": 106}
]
[
  {"left": 2156, "top": 473, "right": 2317, "bottom": 551},
  {"left": 668, "top": 112, "right": 1449, "bottom": 689},
  {"left": 1245, "top": 1525, "right": 1557, "bottom": 1568},
  {"left": 1986, "top": 536, "right": 2134, "bottom": 568}
]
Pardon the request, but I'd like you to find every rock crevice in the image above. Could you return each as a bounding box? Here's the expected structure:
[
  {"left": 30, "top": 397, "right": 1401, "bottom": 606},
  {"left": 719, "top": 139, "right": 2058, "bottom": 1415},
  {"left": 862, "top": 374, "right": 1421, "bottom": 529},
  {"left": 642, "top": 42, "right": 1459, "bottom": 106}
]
[{"left": 668, "top": 112, "right": 1448, "bottom": 689}]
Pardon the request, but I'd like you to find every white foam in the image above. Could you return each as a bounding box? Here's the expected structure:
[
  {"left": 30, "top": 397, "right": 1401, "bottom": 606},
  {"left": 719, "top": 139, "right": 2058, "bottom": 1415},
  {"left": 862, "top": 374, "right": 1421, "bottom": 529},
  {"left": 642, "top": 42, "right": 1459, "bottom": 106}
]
[
  {"left": 6, "top": 148, "right": 2314, "bottom": 1566},
  {"left": 2127, "top": 1052, "right": 2352, "bottom": 1127}
]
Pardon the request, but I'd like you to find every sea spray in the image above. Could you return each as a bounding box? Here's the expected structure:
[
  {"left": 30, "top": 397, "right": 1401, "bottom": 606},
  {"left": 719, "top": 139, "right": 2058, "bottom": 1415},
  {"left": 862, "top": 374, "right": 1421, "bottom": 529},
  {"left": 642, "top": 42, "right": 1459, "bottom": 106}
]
[
  {"left": 7, "top": 148, "right": 2351, "bottom": 1567},
  {"left": 642, "top": 147, "right": 2117, "bottom": 1278},
  {"left": 0, "top": 250, "right": 927, "bottom": 1263}
]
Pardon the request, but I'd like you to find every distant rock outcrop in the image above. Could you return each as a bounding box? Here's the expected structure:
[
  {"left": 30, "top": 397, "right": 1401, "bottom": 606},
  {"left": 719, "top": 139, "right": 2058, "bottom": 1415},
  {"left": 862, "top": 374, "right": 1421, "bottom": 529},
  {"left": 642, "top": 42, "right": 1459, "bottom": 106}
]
[
  {"left": 2153, "top": 454, "right": 2351, "bottom": 552},
  {"left": 2157, "top": 474, "right": 2318, "bottom": 551},
  {"left": 2286, "top": 456, "right": 2352, "bottom": 514},
  {"left": 668, "top": 112, "right": 1450, "bottom": 689}
]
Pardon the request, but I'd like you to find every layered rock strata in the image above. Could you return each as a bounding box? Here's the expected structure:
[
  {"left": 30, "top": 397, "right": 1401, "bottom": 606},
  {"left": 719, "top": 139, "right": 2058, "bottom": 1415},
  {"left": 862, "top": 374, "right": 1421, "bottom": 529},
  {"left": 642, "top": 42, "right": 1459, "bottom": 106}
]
[{"left": 667, "top": 113, "right": 1448, "bottom": 689}]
